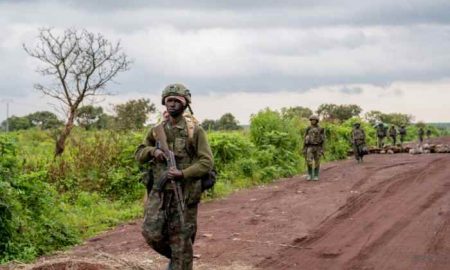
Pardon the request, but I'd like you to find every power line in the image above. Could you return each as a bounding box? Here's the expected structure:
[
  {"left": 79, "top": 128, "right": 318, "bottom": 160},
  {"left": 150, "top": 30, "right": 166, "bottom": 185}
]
[{"left": 1, "top": 99, "right": 13, "bottom": 132}]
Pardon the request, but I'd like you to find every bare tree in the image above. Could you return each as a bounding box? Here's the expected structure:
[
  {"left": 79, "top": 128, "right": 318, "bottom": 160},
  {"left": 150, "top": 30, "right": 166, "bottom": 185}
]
[{"left": 24, "top": 28, "right": 131, "bottom": 156}]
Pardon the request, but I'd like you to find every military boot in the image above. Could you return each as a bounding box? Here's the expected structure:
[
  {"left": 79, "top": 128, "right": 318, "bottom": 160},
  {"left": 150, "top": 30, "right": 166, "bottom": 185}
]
[
  {"left": 313, "top": 167, "right": 320, "bottom": 181},
  {"left": 306, "top": 166, "right": 313, "bottom": 181}
]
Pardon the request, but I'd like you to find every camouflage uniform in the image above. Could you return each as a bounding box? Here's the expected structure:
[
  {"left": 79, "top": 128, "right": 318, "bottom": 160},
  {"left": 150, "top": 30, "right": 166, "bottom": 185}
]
[
  {"left": 426, "top": 129, "right": 432, "bottom": 140},
  {"left": 388, "top": 126, "right": 397, "bottom": 146},
  {"left": 303, "top": 115, "right": 325, "bottom": 181},
  {"left": 135, "top": 86, "right": 213, "bottom": 270},
  {"left": 418, "top": 128, "right": 424, "bottom": 145},
  {"left": 376, "top": 124, "right": 387, "bottom": 148},
  {"left": 399, "top": 126, "right": 407, "bottom": 146},
  {"left": 351, "top": 124, "right": 366, "bottom": 163}
]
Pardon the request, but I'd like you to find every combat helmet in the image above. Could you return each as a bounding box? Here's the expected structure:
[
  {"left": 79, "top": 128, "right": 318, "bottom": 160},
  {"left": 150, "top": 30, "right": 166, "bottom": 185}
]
[
  {"left": 309, "top": 115, "right": 319, "bottom": 121},
  {"left": 161, "top": 83, "right": 192, "bottom": 105}
]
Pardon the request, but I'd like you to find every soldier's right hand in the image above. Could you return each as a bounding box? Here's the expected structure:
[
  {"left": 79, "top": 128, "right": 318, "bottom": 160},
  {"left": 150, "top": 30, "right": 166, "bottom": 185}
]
[{"left": 153, "top": 149, "right": 166, "bottom": 162}]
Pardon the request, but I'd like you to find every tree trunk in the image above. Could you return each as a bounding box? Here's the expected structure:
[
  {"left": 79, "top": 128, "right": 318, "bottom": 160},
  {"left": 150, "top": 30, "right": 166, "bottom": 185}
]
[{"left": 55, "top": 110, "right": 76, "bottom": 156}]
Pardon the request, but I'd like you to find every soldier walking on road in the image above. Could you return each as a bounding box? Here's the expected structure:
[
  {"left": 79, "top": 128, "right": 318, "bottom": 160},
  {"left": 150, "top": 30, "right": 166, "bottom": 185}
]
[
  {"left": 388, "top": 125, "right": 398, "bottom": 146},
  {"left": 303, "top": 115, "right": 325, "bottom": 181},
  {"left": 135, "top": 84, "right": 214, "bottom": 270},
  {"left": 426, "top": 128, "right": 432, "bottom": 141},
  {"left": 351, "top": 123, "right": 367, "bottom": 163},
  {"left": 418, "top": 127, "right": 425, "bottom": 146},
  {"left": 399, "top": 125, "right": 407, "bottom": 147},
  {"left": 376, "top": 123, "right": 387, "bottom": 149}
]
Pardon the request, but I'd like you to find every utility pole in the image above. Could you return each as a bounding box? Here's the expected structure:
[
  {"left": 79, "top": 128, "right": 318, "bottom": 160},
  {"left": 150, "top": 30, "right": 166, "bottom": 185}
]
[{"left": 1, "top": 99, "right": 13, "bottom": 132}]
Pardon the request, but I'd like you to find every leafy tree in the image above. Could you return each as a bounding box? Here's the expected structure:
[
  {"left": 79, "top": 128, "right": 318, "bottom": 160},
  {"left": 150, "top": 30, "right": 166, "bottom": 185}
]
[
  {"left": 23, "top": 28, "right": 130, "bottom": 156},
  {"left": 200, "top": 119, "right": 217, "bottom": 131},
  {"left": 27, "top": 111, "right": 62, "bottom": 129},
  {"left": 416, "top": 121, "right": 426, "bottom": 128},
  {"left": 381, "top": 113, "right": 413, "bottom": 127},
  {"left": 216, "top": 113, "right": 241, "bottom": 130},
  {"left": 281, "top": 106, "right": 313, "bottom": 120},
  {"left": 96, "top": 113, "right": 116, "bottom": 130},
  {"left": 317, "top": 104, "right": 362, "bottom": 122},
  {"left": 113, "top": 98, "right": 155, "bottom": 130},
  {"left": 364, "top": 110, "right": 384, "bottom": 125},
  {"left": 76, "top": 105, "right": 104, "bottom": 130},
  {"left": 364, "top": 111, "right": 413, "bottom": 126},
  {"left": 1, "top": 116, "right": 32, "bottom": 131}
]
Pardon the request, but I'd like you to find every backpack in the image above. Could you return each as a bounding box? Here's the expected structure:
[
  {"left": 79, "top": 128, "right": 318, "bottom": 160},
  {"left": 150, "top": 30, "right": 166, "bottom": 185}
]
[{"left": 184, "top": 114, "right": 217, "bottom": 192}]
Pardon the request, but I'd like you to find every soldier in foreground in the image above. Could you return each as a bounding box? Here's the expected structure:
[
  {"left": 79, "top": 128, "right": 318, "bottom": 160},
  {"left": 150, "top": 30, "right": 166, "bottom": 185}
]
[
  {"left": 351, "top": 122, "right": 367, "bottom": 163},
  {"left": 399, "top": 125, "right": 407, "bottom": 147},
  {"left": 303, "top": 115, "right": 325, "bottom": 181},
  {"left": 135, "top": 84, "right": 214, "bottom": 270},
  {"left": 376, "top": 123, "right": 387, "bottom": 148},
  {"left": 388, "top": 125, "right": 398, "bottom": 146}
]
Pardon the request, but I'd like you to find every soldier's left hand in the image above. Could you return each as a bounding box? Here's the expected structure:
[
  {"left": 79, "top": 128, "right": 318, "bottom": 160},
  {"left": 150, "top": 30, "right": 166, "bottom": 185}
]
[{"left": 168, "top": 167, "right": 184, "bottom": 180}]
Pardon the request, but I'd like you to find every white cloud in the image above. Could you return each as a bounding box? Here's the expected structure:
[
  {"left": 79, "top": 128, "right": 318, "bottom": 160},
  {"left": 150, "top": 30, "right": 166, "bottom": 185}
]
[{"left": 1, "top": 1, "right": 450, "bottom": 123}]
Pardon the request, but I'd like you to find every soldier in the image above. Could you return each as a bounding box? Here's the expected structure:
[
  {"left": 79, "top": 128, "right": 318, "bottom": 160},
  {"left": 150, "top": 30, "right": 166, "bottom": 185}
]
[
  {"left": 135, "top": 84, "right": 214, "bottom": 270},
  {"left": 426, "top": 128, "right": 432, "bottom": 140},
  {"left": 388, "top": 125, "right": 398, "bottom": 146},
  {"left": 418, "top": 127, "right": 425, "bottom": 146},
  {"left": 351, "top": 122, "right": 366, "bottom": 163},
  {"left": 376, "top": 123, "right": 387, "bottom": 148},
  {"left": 303, "top": 115, "right": 325, "bottom": 181},
  {"left": 399, "top": 125, "right": 407, "bottom": 146}
]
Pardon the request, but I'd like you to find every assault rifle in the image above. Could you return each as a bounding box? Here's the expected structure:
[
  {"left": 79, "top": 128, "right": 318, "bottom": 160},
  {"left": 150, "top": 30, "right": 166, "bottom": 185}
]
[{"left": 154, "top": 125, "right": 186, "bottom": 226}]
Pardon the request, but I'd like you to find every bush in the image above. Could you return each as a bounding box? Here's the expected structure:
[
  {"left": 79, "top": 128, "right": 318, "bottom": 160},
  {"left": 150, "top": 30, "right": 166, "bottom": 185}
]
[{"left": 0, "top": 135, "right": 79, "bottom": 263}]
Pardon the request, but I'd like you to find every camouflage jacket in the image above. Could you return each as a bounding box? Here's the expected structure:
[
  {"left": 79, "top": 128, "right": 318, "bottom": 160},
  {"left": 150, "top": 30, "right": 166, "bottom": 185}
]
[
  {"left": 389, "top": 127, "right": 397, "bottom": 137},
  {"left": 351, "top": 128, "right": 366, "bottom": 142},
  {"left": 376, "top": 126, "right": 386, "bottom": 137},
  {"left": 135, "top": 116, "right": 213, "bottom": 205},
  {"left": 304, "top": 125, "right": 325, "bottom": 146}
]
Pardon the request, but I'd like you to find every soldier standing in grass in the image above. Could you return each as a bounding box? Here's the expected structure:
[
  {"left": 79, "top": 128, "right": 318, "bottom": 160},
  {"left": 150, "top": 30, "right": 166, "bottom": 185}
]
[
  {"left": 351, "top": 122, "right": 367, "bottom": 163},
  {"left": 303, "top": 115, "right": 325, "bottom": 181},
  {"left": 135, "top": 84, "right": 214, "bottom": 270},
  {"left": 388, "top": 125, "right": 398, "bottom": 146},
  {"left": 376, "top": 123, "right": 387, "bottom": 148},
  {"left": 399, "top": 125, "right": 407, "bottom": 147}
]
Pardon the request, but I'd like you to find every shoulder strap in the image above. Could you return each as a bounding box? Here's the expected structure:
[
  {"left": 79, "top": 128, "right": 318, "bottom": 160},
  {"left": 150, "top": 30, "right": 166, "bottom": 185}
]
[
  {"left": 152, "top": 121, "right": 169, "bottom": 152},
  {"left": 183, "top": 113, "right": 199, "bottom": 150}
]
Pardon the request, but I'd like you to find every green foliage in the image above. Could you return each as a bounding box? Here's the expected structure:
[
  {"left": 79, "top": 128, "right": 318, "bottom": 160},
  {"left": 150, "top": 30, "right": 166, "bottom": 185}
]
[
  {"left": 1, "top": 116, "right": 32, "bottom": 131},
  {"left": 316, "top": 104, "right": 362, "bottom": 122},
  {"left": 76, "top": 105, "right": 106, "bottom": 130},
  {"left": 200, "top": 119, "right": 217, "bottom": 131},
  {"left": 113, "top": 98, "right": 156, "bottom": 130},
  {"left": 281, "top": 106, "right": 313, "bottom": 120},
  {"left": 0, "top": 135, "right": 79, "bottom": 262},
  {"left": 27, "top": 111, "right": 63, "bottom": 129},
  {"left": 364, "top": 110, "right": 413, "bottom": 126},
  {"left": 200, "top": 113, "right": 241, "bottom": 131},
  {"left": 47, "top": 129, "right": 144, "bottom": 200},
  {"left": 1, "top": 111, "right": 63, "bottom": 131}
]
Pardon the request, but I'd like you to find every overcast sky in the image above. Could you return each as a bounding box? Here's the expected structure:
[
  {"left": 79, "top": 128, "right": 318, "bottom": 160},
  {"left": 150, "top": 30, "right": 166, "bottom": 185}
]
[{"left": 1, "top": 0, "right": 449, "bottom": 124}]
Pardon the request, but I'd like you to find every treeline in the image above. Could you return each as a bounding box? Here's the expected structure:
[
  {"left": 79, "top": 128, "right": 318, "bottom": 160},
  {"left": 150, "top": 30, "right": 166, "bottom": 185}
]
[{"left": 0, "top": 99, "right": 154, "bottom": 132}]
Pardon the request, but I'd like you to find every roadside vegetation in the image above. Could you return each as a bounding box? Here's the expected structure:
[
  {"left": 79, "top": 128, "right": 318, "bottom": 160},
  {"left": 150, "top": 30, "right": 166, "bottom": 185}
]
[{"left": 0, "top": 103, "right": 447, "bottom": 264}]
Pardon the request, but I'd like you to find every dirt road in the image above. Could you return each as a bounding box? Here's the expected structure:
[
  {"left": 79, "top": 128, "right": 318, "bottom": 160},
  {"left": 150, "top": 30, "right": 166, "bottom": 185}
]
[{"left": 12, "top": 138, "right": 450, "bottom": 270}]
